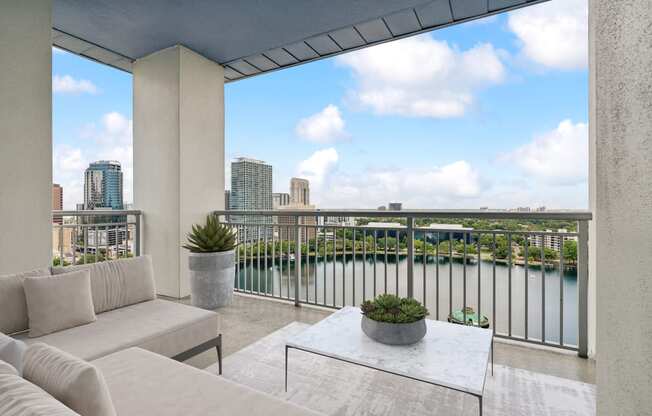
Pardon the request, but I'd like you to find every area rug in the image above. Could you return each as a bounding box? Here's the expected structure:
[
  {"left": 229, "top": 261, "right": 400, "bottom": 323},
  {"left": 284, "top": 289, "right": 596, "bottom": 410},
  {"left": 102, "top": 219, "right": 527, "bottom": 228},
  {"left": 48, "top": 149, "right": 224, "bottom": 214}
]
[{"left": 206, "top": 322, "right": 595, "bottom": 416}]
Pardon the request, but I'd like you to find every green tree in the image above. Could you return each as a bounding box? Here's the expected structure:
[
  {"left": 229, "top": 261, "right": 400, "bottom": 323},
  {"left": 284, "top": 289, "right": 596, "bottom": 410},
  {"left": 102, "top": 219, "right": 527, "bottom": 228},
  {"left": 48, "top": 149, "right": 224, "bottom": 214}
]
[{"left": 563, "top": 240, "right": 578, "bottom": 264}]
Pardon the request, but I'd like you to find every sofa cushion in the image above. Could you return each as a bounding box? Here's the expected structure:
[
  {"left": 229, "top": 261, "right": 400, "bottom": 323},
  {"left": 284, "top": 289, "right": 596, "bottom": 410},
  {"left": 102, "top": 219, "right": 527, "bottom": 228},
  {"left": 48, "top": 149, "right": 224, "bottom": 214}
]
[
  {"left": 23, "top": 343, "right": 116, "bottom": 416},
  {"left": 0, "top": 268, "right": 50, "bottom": 334},
  {"left": 0, "top": 332, "right": 26, "bottom": 375},
  {"left": 24, "top": 270, "right": 96, "bottom": 338},
  {"left": 0, "top": 373, "right": 80, "bottom": 416},
  {"left": 0, "top": 360, "right": 18, "bottom": 376},
  {"left": 51, "top": 256, "right": 156, "bottom": 314},
  {"left": 93, "top": 347, "right": 322, "bottom": 416},
  {"left": 16, "top": 299, "right": 219, "bottom": 361}
]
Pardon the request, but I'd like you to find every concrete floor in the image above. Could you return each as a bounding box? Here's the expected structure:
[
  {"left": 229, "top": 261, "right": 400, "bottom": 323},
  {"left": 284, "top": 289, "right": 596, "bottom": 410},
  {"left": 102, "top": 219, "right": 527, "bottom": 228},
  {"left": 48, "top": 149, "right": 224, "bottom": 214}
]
[{"left": 175, "top": 293, "right": 595, "bottom": 384}]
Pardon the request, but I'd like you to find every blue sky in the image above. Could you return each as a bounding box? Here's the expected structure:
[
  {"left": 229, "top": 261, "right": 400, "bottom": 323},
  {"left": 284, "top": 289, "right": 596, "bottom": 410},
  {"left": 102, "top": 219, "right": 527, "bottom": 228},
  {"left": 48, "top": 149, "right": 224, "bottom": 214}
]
[{"left": 53, "top": 0, "right": 588, "bottom": 210}]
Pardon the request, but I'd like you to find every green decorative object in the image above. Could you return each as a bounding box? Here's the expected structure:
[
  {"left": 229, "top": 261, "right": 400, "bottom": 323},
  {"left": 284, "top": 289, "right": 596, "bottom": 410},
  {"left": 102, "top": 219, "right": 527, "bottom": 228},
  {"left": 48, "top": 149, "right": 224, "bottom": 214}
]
[
  {"left": 360, "top": 294, "right": 429, "bottom": 324},
  {"left": 448, "top": 307, "right": 490, "bottom": 328},
  {"left": 183, "top": 214, "right": 237, "bottom": 253}
]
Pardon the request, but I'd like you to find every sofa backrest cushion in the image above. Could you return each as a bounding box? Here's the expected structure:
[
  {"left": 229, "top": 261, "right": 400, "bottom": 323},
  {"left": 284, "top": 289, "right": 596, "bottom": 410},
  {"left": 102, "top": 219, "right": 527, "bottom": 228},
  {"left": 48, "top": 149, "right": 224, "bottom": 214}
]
[
  {"left": 0, "top": 372, "right": 81, "bottom": 416},
  {"left": 51, "top": 256, "right": 156, "bottom": 314},
  {"left": 23, "top": 343, "right": 116, "bottom": 416},
  {"left": 0, "top": 332, "right": 26, "bottom": 375},
  {"left": 0, "top": 268, "right": 50, "bottom": 334},
  {"left": 24, "top": 270, "right": 97, "bottom": 338}
]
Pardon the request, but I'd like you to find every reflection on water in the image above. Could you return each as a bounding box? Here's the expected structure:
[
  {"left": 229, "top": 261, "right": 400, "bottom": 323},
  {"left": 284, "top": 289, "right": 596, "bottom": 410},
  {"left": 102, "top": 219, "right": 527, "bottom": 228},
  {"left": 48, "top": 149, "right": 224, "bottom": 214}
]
[{"left": 237, "top": 254, "right": 578, "bottom": 346}]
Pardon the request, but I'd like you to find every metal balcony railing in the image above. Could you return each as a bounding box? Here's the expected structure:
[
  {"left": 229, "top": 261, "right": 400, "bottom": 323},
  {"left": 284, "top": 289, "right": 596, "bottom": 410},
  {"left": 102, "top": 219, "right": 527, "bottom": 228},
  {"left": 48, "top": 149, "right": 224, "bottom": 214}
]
[
  {"left": 215, "top": 209, "right": 591, "bottom": 357},
  {"left": 51, "top": 210, "right": 142, "bottom": 266}
]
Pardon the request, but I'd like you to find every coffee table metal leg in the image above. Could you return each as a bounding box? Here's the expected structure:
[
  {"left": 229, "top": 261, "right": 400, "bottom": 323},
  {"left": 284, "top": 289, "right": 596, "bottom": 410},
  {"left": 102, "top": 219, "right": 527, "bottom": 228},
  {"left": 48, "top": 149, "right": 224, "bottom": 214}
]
[
  {"left": 285, "top": 345, "right": 289, "bottom": 392},
  {"left": 491, "top": 338, "right": 494, "bottom": 376},
  {"left": 479, "top": 395, "right": 483, "bottom": 416}
]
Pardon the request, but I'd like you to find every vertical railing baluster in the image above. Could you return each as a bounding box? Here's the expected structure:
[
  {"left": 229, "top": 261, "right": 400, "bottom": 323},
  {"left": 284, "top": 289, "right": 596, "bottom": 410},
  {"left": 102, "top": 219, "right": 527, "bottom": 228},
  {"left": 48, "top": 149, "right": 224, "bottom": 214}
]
[
  {"left": 294, "top": 218, "right": 301, "bottom": 306},
  {"left": 287, "top": 226, "right": 291, "bottom": 299},
  {"left": 463, "top": 233, "right": 467, "bottom": 325},
  {"left": 363, "top": 229, "right": 367, "bottom": 301},
  {"left": 373, "top": 233, "right": 377, "bottom": 298},
  {"left": 58, "top": 223, "right": 64, "bottom": 264},
  {"left": 264, "top": 225, "right": 268, "bottom": 296},
  {"left": 323, "top": 227, "right": 327, "bottom": 304},
  {"left": 423, "top": 230, "right": 427, "bottom": 307},
  {"left": 492, "top": 233, "right": 496, "bottom": 336},
  {"left": 436, "top": 232, "right": 440, "bottom": 320},
  {"left": 577, "top": 220, "right": 589, "bottom": 358},
  {"left": 332, "top": 227, "right": 336, "bottom": 307},
  {"left": 525, "top": 234, "right": 529, "bottom": 339},
  {"left": 406, "top": 216, "right": 414, "bottom": 299},
  {"left": 395, "top": 231, "right": 399, "bottom": 296},
  {"left": 250, "top": 228, "right": 254, "bottom": 294},
  {"left": 449, "top": 231, "right": 453, "bottom": 318},
  {"left": 508, "top": 232, "right": 513, "bottom": 337},
  {"left": 477, "top": 233, "right": 481, "bottom": 328},
  {"left": 135, "top": 213, "right": 141, "bottom": 256},
  {"left": 352, "top": 228, "right": 356, "bottom": 306},
  {"left": 384, "top": 230, "right": 388, "bottom": 294},
  {"left": 559, "top": 237, "right": 564, "bottom": 346},
  {"left": 314, "top": 224, "right": 318, "bottom": 304},
  {"left": 94, "top": 225, "right": 98, "bottom": 263},
  {"left": 342, "top": 227, "right": 346, "bottom": 306},
  {"left": 257, "top": 226, "right": 261, "bottom": 295},
  {"left": 541, "top": 236, "right": 546, "bottom": 343}
]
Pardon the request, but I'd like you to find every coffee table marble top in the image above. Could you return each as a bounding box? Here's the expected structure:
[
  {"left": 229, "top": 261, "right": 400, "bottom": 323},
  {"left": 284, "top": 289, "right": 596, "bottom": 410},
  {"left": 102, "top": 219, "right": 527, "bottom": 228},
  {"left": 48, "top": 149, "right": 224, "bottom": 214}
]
[{"left": 287, "top": 306, "right": 493, "bottom": 396}]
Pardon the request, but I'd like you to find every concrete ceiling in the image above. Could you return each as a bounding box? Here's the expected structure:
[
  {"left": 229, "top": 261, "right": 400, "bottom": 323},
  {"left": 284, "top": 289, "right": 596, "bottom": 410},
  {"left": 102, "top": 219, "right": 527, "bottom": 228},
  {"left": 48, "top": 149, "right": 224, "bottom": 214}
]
[{"left": 52, "top": 0, "right": 549, "bottom": 81}]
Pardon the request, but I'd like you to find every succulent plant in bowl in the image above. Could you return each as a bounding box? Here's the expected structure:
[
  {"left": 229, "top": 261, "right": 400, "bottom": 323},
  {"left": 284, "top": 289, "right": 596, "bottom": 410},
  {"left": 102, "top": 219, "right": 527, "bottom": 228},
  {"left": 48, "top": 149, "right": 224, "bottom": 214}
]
[{"left": 360, "top": 294, "right": 429, "bottom": 345}]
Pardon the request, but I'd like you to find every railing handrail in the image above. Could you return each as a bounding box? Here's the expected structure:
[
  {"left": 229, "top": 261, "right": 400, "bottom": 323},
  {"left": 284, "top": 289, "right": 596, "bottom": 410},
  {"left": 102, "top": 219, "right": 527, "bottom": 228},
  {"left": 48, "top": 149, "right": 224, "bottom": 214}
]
[
  {"left": 53, "top": 210, "right": 142, "bottom": 216},
  {"left": 214, "top": 209, "right": 592, "bottom": 221}
]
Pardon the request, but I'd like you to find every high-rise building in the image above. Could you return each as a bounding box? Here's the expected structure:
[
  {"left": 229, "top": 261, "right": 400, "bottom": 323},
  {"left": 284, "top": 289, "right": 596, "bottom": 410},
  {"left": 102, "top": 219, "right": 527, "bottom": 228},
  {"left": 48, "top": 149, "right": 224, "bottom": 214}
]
[
  {"left": 278, "top": 204, "right": 317, "bottom": 242},
  {"left": 224, "top": 190, "right": 230, "bottom": 210},
  {"left": 290, "top": 177, "right": 309, "bottom": 205},
  {"left": 52, "top": 183, "right": 63, "bottom": 224},
  {"left": 273, "top": 192, "right": 290, "bottom": 209},
  {"left": 388, "top": 202, "right": 402, "bottom": 211},
  {"left": 84, "top": 160, "right": 123, "bottom": 210},
  {"left": 230, "top": 157, "right": 272, "bottom": 242}
]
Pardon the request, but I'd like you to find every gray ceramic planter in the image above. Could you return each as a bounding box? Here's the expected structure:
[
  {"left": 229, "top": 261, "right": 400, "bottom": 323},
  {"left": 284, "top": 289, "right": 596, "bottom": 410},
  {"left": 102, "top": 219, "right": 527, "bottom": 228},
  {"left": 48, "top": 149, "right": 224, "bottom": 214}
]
[
  {"left": 188, "top": 250, "right": 235, "bottom": 309},
  {"left": 361, "top": 315, "right": 427, "bottom": 345}
]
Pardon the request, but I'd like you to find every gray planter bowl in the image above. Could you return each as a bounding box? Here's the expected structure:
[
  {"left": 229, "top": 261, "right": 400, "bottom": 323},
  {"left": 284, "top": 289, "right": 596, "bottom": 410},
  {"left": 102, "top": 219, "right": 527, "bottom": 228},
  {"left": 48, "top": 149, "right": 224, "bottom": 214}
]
[
  {"left": 188, "top": 250, "right": 235, "bottom": 310},
  {"left": 361, "top": 315, "right": 427, "bottom": 345}
]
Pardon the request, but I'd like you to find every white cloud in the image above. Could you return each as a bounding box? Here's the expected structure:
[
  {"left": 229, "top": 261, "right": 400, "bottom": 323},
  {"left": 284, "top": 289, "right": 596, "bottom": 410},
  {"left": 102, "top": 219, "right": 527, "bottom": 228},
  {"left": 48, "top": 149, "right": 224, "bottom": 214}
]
[
  {"left": 502, "top": 119, "right": 588, "bottom": 185},
  {"left": 54, "top": 112, "right": 133, "bottom": 209},
  {"left": 297, "top": 149, "right": 482, "bottom": 208},
  {"left": 336, "top": 36, "right": 505, "bottom": 118},
  {"left": 53, "top": 74, "right": 99, "bottom": 94},
  {"left": 295, "top": 105, "right": 347, "bottom": 143},
  {"left": 508, "top": 0, "right": 588, "bottom": 70},
  {"left": 296, "top": 148, "right": 339, "bottom": 187}
]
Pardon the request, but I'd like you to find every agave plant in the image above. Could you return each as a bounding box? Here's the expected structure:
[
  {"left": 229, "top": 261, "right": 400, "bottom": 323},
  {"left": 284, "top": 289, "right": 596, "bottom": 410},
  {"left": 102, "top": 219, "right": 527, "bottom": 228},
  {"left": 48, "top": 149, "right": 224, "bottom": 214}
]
[
  {"left": 183, "top": 215, "right": 237, "bottom": 253},
  {"left": 361, "top": 294, "right": 429, "bottom": 324}
]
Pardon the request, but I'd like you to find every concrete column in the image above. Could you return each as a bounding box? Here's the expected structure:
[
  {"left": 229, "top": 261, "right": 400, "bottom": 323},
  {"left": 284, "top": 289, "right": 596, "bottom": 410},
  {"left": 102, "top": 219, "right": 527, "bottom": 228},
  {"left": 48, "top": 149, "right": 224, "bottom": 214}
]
[
  {"left": 133, "top": 45, "right": 225, "bottom": 298},
  {"left": 590, "top": 1, "right": 652, "bottom": 414},
  {"left": 0, "top": 1, "right": 52, "bottom": 275}
]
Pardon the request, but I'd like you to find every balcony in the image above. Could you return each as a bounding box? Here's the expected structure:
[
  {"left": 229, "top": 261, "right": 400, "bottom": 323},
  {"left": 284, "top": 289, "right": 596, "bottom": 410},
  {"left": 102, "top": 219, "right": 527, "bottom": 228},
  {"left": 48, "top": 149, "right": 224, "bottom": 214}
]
[{"left": 50, "top": 209, "right": 596, "bottom": 415}]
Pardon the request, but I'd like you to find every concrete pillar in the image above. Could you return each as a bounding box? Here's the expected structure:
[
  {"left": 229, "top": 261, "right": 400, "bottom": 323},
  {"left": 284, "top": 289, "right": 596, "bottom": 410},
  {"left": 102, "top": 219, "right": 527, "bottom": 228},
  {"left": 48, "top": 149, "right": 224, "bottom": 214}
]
[
  {"left": 133, "top": 45, "right": 225, "bottom": 298},
  {"left": 590, "top": 1, "right": 652, "bottom": 414},
  {"left": 0, "top": 1, "right": 52, "bottom": 275}
]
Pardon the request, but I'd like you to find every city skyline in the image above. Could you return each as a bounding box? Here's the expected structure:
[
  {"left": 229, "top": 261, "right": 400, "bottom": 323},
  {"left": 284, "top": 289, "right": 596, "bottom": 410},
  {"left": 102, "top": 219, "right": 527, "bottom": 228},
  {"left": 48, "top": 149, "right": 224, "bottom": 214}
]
[{"left": 53, "top": 0, "right": 588, "bottom": 210}]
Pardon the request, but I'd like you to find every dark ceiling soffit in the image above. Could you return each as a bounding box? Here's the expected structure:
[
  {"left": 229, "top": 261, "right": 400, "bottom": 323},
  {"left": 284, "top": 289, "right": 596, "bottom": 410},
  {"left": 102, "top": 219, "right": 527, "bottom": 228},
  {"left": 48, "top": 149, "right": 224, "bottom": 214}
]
[
  {"left": 222, "top": 0, "right": 550, "bottom": 83},
  {"left": 51, "top": 0, "right": 549, "bottom": 80}
]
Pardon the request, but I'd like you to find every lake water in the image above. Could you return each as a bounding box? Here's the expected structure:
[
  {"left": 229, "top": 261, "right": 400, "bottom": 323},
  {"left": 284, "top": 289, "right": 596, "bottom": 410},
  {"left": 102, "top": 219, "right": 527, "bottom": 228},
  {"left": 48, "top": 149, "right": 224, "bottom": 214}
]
[{"left": 237, "top": 254, "right": 578, "bottom": 347}]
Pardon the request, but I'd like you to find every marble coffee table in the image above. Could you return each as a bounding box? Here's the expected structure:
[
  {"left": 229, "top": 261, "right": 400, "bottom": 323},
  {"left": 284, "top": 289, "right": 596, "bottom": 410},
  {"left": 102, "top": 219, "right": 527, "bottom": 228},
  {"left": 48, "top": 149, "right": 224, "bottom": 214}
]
[{"left": 285, "top": 307, "right": 493, "bottom": 415}]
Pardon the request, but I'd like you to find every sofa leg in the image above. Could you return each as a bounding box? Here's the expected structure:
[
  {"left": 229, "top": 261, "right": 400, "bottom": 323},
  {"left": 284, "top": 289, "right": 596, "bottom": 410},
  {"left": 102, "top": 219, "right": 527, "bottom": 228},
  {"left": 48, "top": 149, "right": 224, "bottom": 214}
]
[{"left": 216, "top": 334, "right": 223, "bottom": 375}]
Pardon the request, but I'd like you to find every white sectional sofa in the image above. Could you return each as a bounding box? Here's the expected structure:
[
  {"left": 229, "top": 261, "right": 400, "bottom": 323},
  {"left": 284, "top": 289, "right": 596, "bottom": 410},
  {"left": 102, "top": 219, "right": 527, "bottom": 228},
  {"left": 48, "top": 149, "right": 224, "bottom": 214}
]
[
  {"left": 0, "top": 256, "right": 322, "bottom": 416},
  {"left": 3, "top": 256, "right": 222, "bottom": 370}
]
